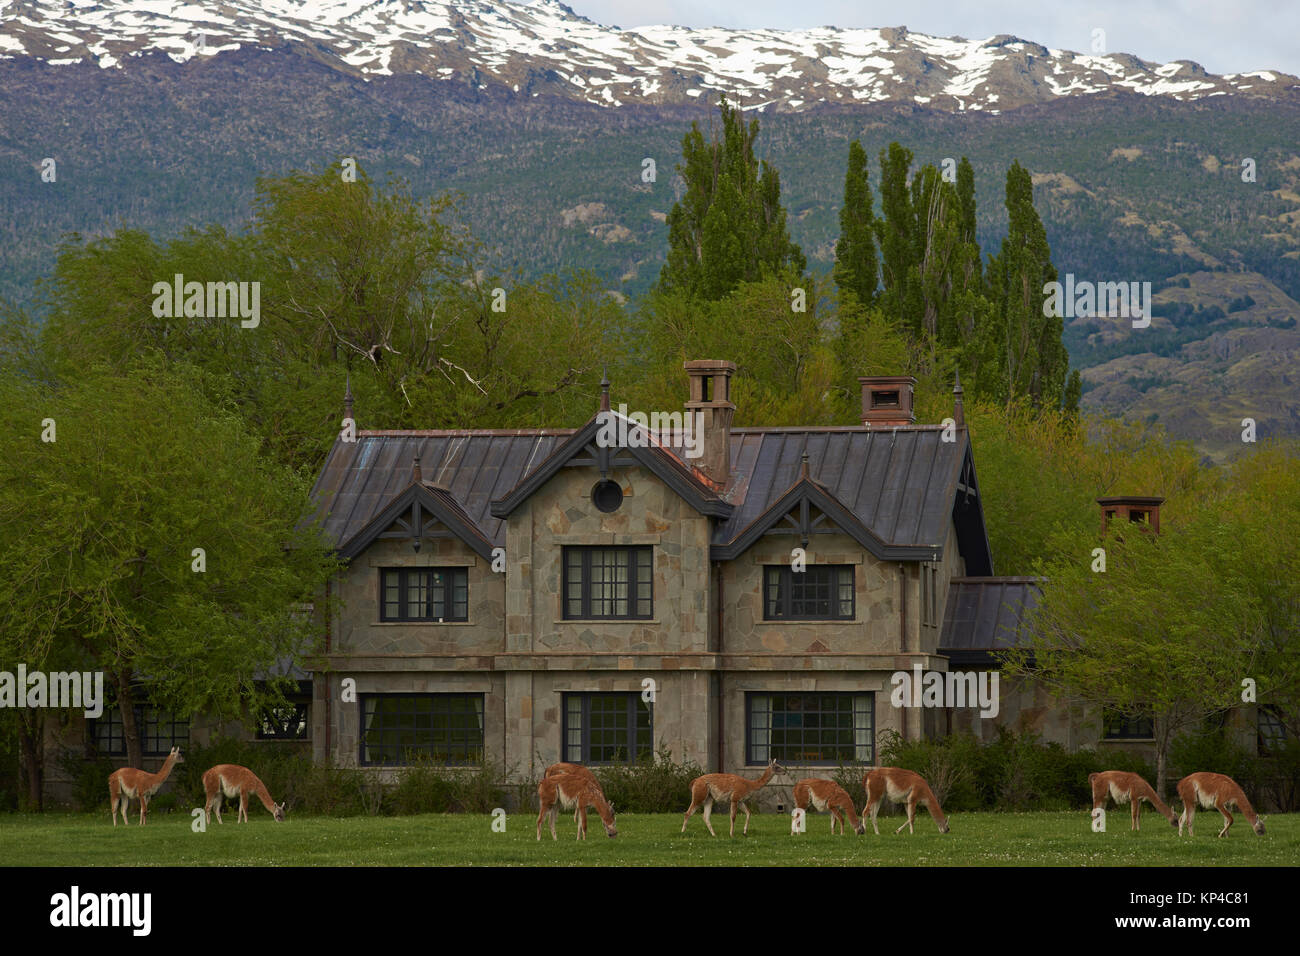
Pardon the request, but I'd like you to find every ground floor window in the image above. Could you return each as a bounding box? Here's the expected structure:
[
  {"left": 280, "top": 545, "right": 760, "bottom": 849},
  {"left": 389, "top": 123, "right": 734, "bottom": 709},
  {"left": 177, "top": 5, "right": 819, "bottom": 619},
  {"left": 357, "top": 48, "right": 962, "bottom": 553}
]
[
  {"left": 746, "top": 692, "right": 873, "bottom": 765},
  {"left": 90, "top": 699, "right": 190, "bottom": 756},
  {"left": 257, "top": 681, "right": 312, "bottom": 740},
  {"left": 359, "top": 693, "right": 484, "bottom": 765},
  {"left": 1103, "top": 710, "right": 1155, "bottom": 740},
  {"left": 1258, "top": 706, "right": 1289, "bottom": 755},
  {"left": 562, "top": 692, "right": 652, "bottom": 764}
]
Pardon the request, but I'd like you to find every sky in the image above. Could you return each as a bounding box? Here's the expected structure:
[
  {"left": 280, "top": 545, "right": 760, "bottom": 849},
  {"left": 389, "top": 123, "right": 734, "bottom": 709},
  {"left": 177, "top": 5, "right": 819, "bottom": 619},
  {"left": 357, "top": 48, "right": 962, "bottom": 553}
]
[{"left": 564, "top": 1, "right": 1300, "bottom": 77}]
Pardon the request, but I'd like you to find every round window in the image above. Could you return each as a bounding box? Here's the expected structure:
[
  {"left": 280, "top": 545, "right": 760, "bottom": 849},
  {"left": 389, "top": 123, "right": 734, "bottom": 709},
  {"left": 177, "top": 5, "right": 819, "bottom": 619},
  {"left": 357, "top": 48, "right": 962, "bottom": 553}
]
[{"left": 591, "top": 479, "right": 624, "bottom": 513}]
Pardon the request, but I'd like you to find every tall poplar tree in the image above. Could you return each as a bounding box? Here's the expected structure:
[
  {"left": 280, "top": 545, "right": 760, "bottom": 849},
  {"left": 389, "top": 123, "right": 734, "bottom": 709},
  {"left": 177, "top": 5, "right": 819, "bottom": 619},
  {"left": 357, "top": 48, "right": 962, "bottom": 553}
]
[
  {"left": 984, "top": 161, "right": 1078, "bottom": 411},
  {"left": 833, "top": 140, "right": 878, "bottom": 306},
  {"left": 659, "top": 98, "right": 805, "bottom": 301}
]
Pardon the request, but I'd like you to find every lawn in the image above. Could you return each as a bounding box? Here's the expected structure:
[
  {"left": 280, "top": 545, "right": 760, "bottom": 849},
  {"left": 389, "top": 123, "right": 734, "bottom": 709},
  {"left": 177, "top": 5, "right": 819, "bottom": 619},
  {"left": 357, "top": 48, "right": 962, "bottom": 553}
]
[{"left": 1, "top": 809, "right": 1295, "bottom": 866}]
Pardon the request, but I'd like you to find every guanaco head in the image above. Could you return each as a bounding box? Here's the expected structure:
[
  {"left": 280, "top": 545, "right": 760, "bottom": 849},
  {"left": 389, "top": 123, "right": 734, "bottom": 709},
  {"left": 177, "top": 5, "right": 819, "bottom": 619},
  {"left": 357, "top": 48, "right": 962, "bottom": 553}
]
[
  {"left": 273, "top": 802, "right": 287, "bottom": 822},
  {"left": 853, "top": 820, "right": 866, "bottom": 836},
  {"left": 1253, "top": 816, "right": 1265, "bottom": 836},
  {"left": 604, "top": 803, "right": 617, "bottom": 838}
]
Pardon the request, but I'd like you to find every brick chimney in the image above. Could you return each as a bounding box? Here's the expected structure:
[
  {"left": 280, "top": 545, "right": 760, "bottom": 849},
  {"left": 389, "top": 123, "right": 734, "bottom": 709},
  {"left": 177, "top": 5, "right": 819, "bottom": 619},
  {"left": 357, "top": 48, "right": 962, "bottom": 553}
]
[
  {"left": 1097, "top": 496, "right": 1163, "bottom": 536},
  {"left": 684, "top": 359, "right": 735, "bottom": 485},
  {"left": 858, "top": 375, "right": 916, "bottom": 428}
]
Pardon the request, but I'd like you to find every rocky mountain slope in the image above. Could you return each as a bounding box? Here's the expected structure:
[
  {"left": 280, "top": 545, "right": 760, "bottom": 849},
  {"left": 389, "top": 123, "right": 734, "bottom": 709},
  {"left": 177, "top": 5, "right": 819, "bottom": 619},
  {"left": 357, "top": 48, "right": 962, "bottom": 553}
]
[{"left": 2, "top": 0, "right": 1297, "bottom": 112}]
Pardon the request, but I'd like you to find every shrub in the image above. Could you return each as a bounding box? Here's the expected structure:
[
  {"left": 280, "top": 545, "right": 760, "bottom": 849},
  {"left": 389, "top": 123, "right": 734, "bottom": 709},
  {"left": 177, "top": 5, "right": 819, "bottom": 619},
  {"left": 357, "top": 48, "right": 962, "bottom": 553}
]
[{"left": 594, "top": 744, "right": 703, "bottom": 814}]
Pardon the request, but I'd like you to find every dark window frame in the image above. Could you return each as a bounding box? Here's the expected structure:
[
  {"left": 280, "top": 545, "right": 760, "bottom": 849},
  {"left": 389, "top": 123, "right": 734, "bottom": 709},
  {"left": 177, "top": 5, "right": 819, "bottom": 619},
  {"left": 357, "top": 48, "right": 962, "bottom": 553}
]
[
  {"left": 763, "top": 565, "right": 855, "bottom": 621},
  {"left": 1103, "top": 710, "right": 1155, "bottom": 740},
  {"left": 379, "top": 567, "right": 469, "bottom": 622},
  {"left": 89, "top": 699, "right": 190, "bottom": 757},
  {"left": 745, "top": 692, "right": 874, "bottom": 766},
  {"left": 562, "top": 692, "right": 653, "bottom": 765},
  {"left": 562, "top": 546, "right": 653, "bottom": 620},
  {"left": 256, "top": 681, "right": 312, "bottom": 741},
  {"left": 359, "top": 693, "right": 485, "bottom": 767},
  {"left": 1258, "top": 706, "right": 1289, "bottom": 756}
]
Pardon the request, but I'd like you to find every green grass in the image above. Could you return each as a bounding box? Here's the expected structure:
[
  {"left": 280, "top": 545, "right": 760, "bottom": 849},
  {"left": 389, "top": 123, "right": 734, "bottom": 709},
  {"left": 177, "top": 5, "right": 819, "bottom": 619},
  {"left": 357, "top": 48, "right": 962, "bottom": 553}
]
[{"left": 1, "top": 810, "right": 1296, "bottom": 866}]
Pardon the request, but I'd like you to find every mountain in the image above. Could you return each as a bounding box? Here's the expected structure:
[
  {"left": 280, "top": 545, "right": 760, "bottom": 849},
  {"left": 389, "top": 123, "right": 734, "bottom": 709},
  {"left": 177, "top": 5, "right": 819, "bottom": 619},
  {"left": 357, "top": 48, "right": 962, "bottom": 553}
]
[
  {"left": 2, "top": 2, "right": 1299, "bottom": 452},
  {"left": 3, "top": 0, "right": 1297, "bottom": 112}
]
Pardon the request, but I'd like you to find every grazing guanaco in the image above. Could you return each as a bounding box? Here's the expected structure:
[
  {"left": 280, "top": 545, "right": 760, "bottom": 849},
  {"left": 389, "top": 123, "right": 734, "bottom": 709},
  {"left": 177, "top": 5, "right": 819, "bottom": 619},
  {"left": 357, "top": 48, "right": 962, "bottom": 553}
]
[
  {"left": 1177, "top": 772, "right": 1265, "bottom": 837},
  {"left": 792, "top": 778, "right": 865, "bottom": 835},
  {"left": 202, "top": 764, "right": 287, "bottom": 823},
  {"left": 537, "top": 772, "right": 617, "bottom": 840},
  {"left": 1089, "top": 770, "right": 1177, "bottom": 831},
  {"left": 862, "top": 767, "right": 949, "bottom": 835}
]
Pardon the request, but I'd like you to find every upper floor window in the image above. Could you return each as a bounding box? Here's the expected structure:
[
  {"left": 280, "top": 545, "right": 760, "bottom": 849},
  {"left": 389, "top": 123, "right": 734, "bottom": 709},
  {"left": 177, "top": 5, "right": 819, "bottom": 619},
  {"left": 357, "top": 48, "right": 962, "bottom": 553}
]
[
  {"left": 763, "top": 565, "right": 854, "bottom": 620},
  {"left": 562, "top": 546, "right": 652, "bottom": 619},
  {"left": 381, "top": 567, "right": 468, "bottom": 622}
]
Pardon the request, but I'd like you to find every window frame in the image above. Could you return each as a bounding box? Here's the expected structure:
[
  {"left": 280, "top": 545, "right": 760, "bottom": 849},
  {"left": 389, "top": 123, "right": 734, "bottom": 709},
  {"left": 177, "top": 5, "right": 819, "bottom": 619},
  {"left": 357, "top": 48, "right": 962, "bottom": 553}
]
[
  {"left": 1102, "top": 710, "right": 1156, "bottom": 741},
  {"left": 561, "top": 546, "right": 653, "bottom": 620},
  {"left": 562, "top": 692, "right": 653, "bottom": 765},
  {"left": 358, "top": 692, "right": 485, "bottom": 767},
  {"left": 256, "top": 681, "right": 313, "bottom": 741},
  {"left": 745, "top": 691, "right": 874, "bottom": 766},
  {"left": 89, "top": 700, "right": 190, "bottom": 757},
  {"left": 762, "top": 565, "right": 855, "bottom": 621},
  {"left": 379, "top": 567, "right": 469, "bottom": 623}
]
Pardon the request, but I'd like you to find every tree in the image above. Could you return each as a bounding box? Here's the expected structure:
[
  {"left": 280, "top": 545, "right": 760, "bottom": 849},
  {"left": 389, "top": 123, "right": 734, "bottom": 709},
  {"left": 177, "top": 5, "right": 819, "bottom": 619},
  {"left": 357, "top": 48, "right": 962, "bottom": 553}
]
[
  {"left": 983, "top": 161, "right": 1075, "bottom": 411},
  {"left": 659, "top": 98, "right": 805, "bottom": 301},
  {"left": 37, "top": 161, "right": 621, "bottom": 472},
  {"left": 0, "top": 358, "right": 339, "bottom": 771},
  {"left": 833, "top": 140, "right": 878, "bottom": 307},
  {"left": 874, "top": 142, "right": 919, "bottom": 331}
]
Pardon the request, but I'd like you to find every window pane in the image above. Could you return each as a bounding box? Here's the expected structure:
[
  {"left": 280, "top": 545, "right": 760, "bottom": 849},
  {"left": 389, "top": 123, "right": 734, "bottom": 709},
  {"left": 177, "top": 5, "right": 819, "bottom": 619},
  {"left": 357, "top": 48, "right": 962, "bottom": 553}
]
[{"left": 748, "top": 692, "right": 872, "bottom": 765}]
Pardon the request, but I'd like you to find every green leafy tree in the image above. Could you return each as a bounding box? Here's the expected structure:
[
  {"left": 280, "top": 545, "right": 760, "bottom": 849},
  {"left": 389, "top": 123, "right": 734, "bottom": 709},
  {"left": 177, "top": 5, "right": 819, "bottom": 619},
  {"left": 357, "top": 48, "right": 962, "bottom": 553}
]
[
  {"left": 0, "top": 358, "right": 339, "bottom": 771},
  {"left": 874, "top": 142, "right": 920, "bottom": 331},
  {"left": 833, "top": 140, "right": 878, "bottom": 307},
  {"left": 659, "top": 99, "right": 805, "bottom": 301},
  {"left": 983, "top": 161, "right": 1076, "bottom": 411}
]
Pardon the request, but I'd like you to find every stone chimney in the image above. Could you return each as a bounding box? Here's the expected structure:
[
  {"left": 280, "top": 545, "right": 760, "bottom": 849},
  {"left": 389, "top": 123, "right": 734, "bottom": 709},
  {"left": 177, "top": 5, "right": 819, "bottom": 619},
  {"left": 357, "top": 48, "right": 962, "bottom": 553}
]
[
  {"left": 858, "top": 375, "right": 916, "bottom": 428},
  {"left": 684, "top": 359, "right": 735, "bottom": 485},
  {"left": 1097, "top": 496, "right": 1163, "bottom": 537}
]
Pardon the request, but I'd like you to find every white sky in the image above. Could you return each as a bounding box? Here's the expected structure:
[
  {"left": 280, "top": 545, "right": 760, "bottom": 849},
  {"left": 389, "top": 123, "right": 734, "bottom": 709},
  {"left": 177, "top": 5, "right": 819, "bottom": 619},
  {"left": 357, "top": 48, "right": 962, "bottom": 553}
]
[{"left": 564, "top": 1, "right": 1300, "bottom": 76}]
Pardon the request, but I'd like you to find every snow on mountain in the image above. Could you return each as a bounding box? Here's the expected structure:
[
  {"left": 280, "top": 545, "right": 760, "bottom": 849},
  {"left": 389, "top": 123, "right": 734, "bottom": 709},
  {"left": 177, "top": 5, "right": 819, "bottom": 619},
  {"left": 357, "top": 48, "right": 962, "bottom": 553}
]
[{"left": 1, "top": 0, "right": 1295, "bottom": 111}]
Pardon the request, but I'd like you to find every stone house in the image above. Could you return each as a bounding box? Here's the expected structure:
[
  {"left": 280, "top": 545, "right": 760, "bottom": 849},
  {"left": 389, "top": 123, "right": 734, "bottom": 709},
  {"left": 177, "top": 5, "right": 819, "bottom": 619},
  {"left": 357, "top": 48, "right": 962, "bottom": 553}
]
[
  {"left": 43, "top": 360, "right": 1281, "bottom": 806},
  {"left": 303, "top": 360, "right": 1023, "bottom": 798}
]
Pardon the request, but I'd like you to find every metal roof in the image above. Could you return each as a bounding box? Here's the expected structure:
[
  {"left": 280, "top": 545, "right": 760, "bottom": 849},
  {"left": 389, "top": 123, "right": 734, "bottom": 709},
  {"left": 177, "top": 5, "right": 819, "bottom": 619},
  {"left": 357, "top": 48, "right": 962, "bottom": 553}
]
[
  {"left": 309, "top": 422, "right": 991, "bottom": 567},
  {"left": 715, "top": 427, "right": 966, "bottom": 551},
  {"left": 310, "top": 431, "right": 571, "bottom": 550},
  {"left": 938, "top": 577, "right": 1042, "bottom": 665}
]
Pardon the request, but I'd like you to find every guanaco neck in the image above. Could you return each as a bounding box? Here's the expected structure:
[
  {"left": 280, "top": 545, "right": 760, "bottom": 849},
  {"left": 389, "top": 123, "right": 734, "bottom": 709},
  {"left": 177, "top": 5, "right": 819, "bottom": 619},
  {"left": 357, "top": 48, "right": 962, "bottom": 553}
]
[
  {"left": 751, "top": 764, "right": 776, "bottom": 791},
  {"left": 154, "top": 753, "right": 178, "bottom": 784},
  {"left": 253, "top": 780, "right": 277, "bottom": 813}
]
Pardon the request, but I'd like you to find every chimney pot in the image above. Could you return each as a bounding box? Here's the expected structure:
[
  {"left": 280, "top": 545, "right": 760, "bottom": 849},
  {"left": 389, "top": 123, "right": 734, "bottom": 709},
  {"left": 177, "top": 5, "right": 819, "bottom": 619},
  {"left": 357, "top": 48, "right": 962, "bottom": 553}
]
[
  {"left": 684, "top": 360, "right": 736, "bottom": 485},
  {"left": 858, "top": 375, "right": 917, "bottom": 428},
  {"left": 1097, "top": 495, "right": 1164, "bottom": 537}
]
